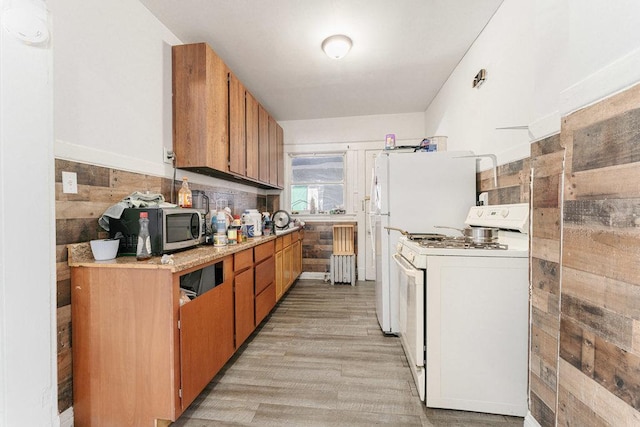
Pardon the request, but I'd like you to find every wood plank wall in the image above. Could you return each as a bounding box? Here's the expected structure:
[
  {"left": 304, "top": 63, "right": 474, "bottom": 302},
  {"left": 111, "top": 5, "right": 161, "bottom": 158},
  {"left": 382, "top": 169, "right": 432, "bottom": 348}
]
[
  {"left": 557, "top": 85, "right": 640, "bottom": 425},
  {"left": 530, "top": 134, "right": 564, "bottom": 426},
  {"left": 302, "top": 221, "right": 357, "bottom": 276},
  {"left": 477, "top": 158, "right": 530, "bottom": 205},
  {"left": 54, "top": 159, "right": 268, "bottom": 413}
]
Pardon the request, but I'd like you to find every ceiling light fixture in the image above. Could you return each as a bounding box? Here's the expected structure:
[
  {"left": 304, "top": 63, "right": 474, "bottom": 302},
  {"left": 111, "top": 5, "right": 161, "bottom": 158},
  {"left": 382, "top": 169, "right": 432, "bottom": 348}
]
[{"left": 321, "top": 34, "right": 352, "bottom": 59}]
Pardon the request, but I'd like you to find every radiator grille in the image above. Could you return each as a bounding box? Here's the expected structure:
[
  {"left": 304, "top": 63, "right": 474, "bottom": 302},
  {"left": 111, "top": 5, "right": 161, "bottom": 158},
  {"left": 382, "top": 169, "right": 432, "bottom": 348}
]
[{"left": 330, "top": 254, "right": 356, "bottom": 285}]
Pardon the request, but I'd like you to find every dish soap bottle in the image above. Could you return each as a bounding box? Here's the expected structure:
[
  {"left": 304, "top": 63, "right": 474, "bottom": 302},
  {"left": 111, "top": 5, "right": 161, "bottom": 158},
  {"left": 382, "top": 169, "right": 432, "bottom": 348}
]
[
  {"left": 136, "top": 212, "right": 152, "bottom": 260},
  {"left": 178, "top": 177, "right": 192, "bottom": 208}
]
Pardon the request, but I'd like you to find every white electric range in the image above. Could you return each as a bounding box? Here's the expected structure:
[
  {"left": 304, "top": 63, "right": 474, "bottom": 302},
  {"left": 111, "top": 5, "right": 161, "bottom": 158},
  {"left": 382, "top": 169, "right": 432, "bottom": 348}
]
[{"left": 393, "top": 203, "right": 529, "bottom": 417}]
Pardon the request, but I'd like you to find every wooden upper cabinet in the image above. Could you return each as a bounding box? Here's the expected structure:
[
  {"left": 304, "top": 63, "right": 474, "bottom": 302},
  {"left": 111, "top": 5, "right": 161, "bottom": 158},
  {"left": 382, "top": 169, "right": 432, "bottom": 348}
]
[
  {"left": 276, "top": 123, "right": 284, "bottom": 188},
  {"left": 258, "top": 104, "right": 270, "bottom": 183},
  {"left": 173, "top": 42, "right": 283, "bottom": 189},
  {"left": 268, "top": 116, "right": 278, "bottom": 185},
  {"left": 172, "top": 43, "right": 229, "bottom": 173},
  {"left": 228, "top": 72, "right": 246, "bottom": 176},
  {"left": 245, "top": 92, "right": 259, "bottom": 180}
]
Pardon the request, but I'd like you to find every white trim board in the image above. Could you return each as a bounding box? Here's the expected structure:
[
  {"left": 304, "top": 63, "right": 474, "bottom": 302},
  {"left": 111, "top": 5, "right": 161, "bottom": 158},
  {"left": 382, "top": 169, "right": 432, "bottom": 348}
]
[
  {"left": 560, "top": 47, "right": 640, "bottom": 118},
  {"left": 524, "top": 412, "right": 542, "bottom": 427}
]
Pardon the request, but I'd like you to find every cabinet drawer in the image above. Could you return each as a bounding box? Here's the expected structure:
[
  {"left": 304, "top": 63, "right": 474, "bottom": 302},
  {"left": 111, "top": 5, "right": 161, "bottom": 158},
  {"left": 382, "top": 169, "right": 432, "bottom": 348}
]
[
  {"left": 255, "top": 255, "right": 275, "bottom": 295},
  {"left": 254, "top": 240, "right": 274, "bottom": 263},
  {"left": 234, "top": 248, "right": 253, "bottom": 272},
  {"left": 282, "top": 233, "right": 292, "bottom": 247},
  {"left": 275, "top": 236, "right": 283, "bottom": 252},
  {"left": 255, "top": 282, "right": 275, "bottom": 325}
]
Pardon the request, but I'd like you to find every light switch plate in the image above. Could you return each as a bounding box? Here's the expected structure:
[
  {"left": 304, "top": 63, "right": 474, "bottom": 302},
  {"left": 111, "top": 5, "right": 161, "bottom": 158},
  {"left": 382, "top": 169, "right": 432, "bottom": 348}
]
[{"left": 62, "top": 171, "right": 78, "bottom": 194}]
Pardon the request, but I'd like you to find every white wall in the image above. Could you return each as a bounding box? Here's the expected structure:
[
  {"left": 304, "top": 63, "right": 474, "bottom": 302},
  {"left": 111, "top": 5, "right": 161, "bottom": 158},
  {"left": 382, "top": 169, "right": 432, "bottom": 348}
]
[
  {"left": 560, "top": 0, "right": 640, "bottom": 116},
  {"left": 425, "top": 0, "right": 640, "bottom": 166},
  {"left": 52, "top": 0, "right": 260, "bottom": 194},
  {"left": 0, "top": 0, "right": 58, "bottom": 425},
  {"left": 424, "top": 0, "right": 535, "bottom": 167}
]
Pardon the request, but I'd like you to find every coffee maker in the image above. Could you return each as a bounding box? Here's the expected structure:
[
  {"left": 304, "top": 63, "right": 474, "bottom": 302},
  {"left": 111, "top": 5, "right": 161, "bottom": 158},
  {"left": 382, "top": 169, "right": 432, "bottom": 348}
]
[{"left": 191, "top": 190, "right": 210, "bottom": 236}]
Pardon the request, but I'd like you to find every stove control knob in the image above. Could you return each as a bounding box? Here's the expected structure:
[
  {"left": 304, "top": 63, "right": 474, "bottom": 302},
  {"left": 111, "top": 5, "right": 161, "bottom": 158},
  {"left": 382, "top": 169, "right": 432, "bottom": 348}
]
[{"left": 501, "top": 208, "right": 510, "bottom": 218}]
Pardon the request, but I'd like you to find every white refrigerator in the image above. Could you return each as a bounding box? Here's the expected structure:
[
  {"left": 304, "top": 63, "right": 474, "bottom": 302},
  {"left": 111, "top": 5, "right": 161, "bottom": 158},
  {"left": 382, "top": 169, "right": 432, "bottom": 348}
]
[{"left": 371, "top": 150, "right": 476, "bottom": 334}]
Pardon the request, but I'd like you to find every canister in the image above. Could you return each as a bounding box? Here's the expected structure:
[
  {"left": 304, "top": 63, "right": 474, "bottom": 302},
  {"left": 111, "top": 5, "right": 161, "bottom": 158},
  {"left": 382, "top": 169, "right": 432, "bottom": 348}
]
[
  {"left": 213, "top": 233, "right": 227, "bottom": 247},
  {"left": 385, "top": 133, "right": 396, "bottom": 149}
]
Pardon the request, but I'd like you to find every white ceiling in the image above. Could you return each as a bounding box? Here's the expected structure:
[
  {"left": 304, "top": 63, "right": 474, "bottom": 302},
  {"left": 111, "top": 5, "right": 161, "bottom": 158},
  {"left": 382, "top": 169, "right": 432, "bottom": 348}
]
[{"left": 139, "top": 0, "right": 503, "bottom": 121}]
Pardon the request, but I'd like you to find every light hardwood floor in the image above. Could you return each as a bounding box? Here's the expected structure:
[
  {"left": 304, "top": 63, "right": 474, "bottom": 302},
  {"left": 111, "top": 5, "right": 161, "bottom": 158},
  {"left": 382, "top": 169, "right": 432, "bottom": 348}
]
[{"left": 172, "top": 280, "right": 524, "bottom": 426}]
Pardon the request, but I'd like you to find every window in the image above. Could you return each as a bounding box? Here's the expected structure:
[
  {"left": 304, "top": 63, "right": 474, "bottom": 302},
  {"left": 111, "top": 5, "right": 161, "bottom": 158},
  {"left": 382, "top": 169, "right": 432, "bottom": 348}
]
[{"left": 290, "top": 154, "right": 345, "bottom": 213}]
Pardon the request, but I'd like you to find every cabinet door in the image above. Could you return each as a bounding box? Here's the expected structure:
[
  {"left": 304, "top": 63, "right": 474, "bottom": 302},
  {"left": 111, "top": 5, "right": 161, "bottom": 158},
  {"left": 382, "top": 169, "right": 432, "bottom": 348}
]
[
  {"left": 229, "top": 72, "right": 246, "bottom": 176},
  {"left": 234, "top": 267, "right": 254, "bottom": 348},
  {"left": 245, "top": 91, "right": 259, "bottom": 180},
  {"left": 283, "top": 245, "right": 292, "bottom": 290},
  {"left": 269, "top": 115, "right": 278, "bottom": 185},
  {"left": 293, "top": 240, "right": 302, "bottom": 280},
  {"left": 255, "top": 255, "right": 275, "bottom": 296},
  {"left": 71, "top": 268, "right": 177, "bottom": 426},
  {"left": 275, "top": 249, "right": 284, "bottom": 300},
  {"left": 180, "top": 257, "right": 234, "bottom": 409},
  {"left": 173, "top": 43, "right": 229, "bottom": 172},
  {"left": 276, "top": 123, "right": 284, "bottom": 188},
  {"left": 255, "top": 282, "right": 276, "bottom": 325},
  {"left": 258, "top": 104, "right": 270, "bottom": 182}
]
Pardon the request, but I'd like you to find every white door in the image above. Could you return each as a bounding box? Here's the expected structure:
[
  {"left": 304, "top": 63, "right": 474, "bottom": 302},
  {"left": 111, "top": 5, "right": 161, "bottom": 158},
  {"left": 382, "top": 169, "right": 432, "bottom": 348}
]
[{"left": 364, "top": 150, "right": 379, "bottom": 280}]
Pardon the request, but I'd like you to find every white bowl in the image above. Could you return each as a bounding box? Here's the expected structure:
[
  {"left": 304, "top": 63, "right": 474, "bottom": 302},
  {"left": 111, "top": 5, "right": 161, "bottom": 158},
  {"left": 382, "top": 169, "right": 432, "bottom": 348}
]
[{"left": 90, "top": 239, "right": 119, "bottom": 261}]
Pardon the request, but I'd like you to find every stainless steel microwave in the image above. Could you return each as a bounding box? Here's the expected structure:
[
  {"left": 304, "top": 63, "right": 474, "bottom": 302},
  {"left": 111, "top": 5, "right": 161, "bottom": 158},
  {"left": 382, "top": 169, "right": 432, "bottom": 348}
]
[{"left": 108, "top": 207, "right": 203, "bottom": 256}]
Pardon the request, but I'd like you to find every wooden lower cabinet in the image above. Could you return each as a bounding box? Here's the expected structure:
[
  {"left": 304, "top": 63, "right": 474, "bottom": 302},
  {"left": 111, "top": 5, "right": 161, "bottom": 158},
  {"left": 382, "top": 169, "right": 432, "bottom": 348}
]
[
  {"left": 70, "top": 237, "right": 295, "bottom": 426},
  {"left": 293, "top": 239, "right": 302, "bottom": 278},
  {"left": 275, "top": 249, "right": 284, "bottom": 299},
  {"left": 234, "top": 265, "right": 254, "bottom": 348},
  {"left": 275, "top": 230, "right": 304, "bottom": 301},
  {"left": 255, "top": 242, "right": 275, "bottom": 324},
  {"left": 71, "top": 256, "right": 235, "bottom": 426},
  {"left": 255, "top": 282, "right": 276, "bottom": 325},
  {"left": 234, "top": 248, "right": 254, "bottom": 349},
  {"left": 71, "top": 267, "right": 179, "bottom": 426},
  {"left": 180, "top": 260, "right": 234, "bottom": 407},
  {"left": 283, "top": 244, "right": 293, "bottom": 289}
]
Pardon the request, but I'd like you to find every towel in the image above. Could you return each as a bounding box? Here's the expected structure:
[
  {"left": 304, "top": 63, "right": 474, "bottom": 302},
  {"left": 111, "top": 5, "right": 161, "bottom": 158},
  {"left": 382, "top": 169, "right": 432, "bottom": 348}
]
[{"left": 99, "top": 191, "right": 176, "bottom": 231}]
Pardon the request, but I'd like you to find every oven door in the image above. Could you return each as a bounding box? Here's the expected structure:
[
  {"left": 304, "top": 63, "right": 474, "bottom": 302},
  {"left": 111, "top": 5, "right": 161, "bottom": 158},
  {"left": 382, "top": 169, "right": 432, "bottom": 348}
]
[{"left": 393, "top": 252, "right": 425, "bottom": 401}]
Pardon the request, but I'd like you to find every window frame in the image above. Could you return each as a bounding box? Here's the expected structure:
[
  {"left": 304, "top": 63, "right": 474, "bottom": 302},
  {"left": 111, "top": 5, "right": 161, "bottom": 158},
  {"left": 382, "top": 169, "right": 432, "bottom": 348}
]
[{"left": 288, "top": 152, "right": 346, "bottom": 214}]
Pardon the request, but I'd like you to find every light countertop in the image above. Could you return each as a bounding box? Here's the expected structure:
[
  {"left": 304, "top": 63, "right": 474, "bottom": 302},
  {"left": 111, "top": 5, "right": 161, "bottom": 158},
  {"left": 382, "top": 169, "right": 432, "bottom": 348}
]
[{"left": 68, "top": 226, "right": 301, "bottom": 274}]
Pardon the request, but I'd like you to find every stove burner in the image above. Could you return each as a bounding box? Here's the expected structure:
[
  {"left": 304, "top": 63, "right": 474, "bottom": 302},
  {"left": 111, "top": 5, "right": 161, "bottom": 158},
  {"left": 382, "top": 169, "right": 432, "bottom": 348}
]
[
  {"left": 406, "top": 233, "right": 447, "bottom": 241},
  {"left": 417, "top": 236, "right": 508, "bottom": 250}
]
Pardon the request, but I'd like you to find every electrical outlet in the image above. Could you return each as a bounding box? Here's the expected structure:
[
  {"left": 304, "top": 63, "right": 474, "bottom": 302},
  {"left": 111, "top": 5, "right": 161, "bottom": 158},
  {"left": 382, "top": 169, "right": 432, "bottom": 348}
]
[
  {"left": 163, "top": 147, "right": 175, "bottom": 164},
  {"left": 62, "top": 171, "right": 78, "bottom": 194}
]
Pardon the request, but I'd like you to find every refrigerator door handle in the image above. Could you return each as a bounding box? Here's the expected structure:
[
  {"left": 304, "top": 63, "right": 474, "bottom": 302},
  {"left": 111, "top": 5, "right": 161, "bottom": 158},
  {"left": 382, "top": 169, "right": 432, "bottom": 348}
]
[{"left": 369, "top": 213, "right": 376, "bottom": 258}]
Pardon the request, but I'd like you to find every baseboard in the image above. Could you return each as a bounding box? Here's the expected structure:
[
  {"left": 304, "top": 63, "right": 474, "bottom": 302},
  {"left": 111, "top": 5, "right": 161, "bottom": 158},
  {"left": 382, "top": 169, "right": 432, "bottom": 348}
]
[
  {"left": 299, "top": 271, "right": 328, "bottom": 281},
  {"left": 59, "top": 407, "right": 73, "bottom": 427},
  {"left": 524, "top": 411, "right": 542, "bottom": 427}
]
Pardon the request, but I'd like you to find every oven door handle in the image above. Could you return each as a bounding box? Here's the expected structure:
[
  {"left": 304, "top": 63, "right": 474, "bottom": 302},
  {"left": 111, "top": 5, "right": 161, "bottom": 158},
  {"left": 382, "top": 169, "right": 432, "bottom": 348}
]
[{"left": 393, "top": 253, "right": 418, "bottom": 280}]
